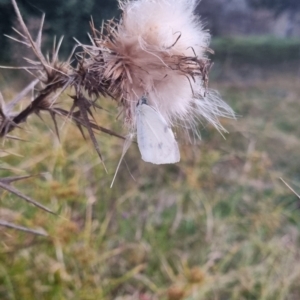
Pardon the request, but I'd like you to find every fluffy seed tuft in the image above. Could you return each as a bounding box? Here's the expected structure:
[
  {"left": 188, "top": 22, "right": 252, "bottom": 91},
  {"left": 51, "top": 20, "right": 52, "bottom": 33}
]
[{"left": 82, "top": 0, "right": 234, "bottom": 133}]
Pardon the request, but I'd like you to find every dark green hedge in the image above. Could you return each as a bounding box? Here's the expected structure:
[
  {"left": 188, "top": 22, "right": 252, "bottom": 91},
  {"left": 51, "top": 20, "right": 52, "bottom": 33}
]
[
  {"left": 211, "top": 37, "right": 300, "bottom": 65},
  {"left": 0, "top": 0, "right": 119, "bottom": 62}
]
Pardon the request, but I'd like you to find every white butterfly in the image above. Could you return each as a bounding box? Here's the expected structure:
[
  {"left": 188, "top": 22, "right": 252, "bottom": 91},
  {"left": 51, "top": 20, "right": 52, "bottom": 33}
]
[
  {"left": 110, "top": 97, "right": 180, "bottom": 187},
  {"left": 136, "top": 97, "right": 180, "bottom": 164}
]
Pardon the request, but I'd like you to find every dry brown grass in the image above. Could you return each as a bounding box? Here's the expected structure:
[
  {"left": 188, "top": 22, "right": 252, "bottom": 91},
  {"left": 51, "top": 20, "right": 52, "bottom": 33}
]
[{"left": 1, "top": 71, "right": 300, "bottom": 299}]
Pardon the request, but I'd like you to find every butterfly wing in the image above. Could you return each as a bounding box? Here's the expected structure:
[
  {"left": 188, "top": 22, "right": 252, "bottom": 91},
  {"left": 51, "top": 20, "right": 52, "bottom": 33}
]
[{"left": 136, "top": 103, "right": 180, "bottom": 164}]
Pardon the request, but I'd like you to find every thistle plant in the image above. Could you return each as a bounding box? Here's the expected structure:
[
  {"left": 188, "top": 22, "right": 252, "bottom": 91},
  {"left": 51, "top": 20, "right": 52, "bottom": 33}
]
[{"left": 0, "top": 0, "right": 235, "bottom": 233}]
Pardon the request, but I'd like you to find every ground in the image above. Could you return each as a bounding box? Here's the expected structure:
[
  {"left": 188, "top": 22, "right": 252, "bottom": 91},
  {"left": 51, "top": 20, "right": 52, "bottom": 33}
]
[{"left": 0, "top": 62, "right": 300, "bottom": 299}]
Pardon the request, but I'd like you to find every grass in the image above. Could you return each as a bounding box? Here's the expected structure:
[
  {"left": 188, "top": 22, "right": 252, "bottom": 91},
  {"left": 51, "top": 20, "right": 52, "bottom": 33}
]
[{"left": 1, "top": 68, "right": 300, "bottom": 299}]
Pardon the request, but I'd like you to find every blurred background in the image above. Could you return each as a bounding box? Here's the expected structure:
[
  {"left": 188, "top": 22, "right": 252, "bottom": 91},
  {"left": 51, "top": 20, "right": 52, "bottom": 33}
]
[
  {"left": 1, "top": 0, "right": 300, "bottom": 63},
  {"left": 1, "top": 0, "right": 300, "bottom": 299}
]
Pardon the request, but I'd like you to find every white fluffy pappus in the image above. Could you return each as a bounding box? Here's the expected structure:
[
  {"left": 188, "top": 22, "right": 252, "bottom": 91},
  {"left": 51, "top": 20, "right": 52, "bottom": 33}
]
[
  {"left": 103, "top": 0, "right": 236, "bottom": 182},
  {"left": 99, "top": 0, "right": 235, "bottom": 133},
  {"left": 118, "top": 0, "right": 209, "bottom": 118}
]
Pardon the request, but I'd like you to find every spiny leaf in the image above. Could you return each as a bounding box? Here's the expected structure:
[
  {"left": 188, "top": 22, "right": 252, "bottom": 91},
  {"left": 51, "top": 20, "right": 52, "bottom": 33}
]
[
  {"left": 0, "top": 175, "right": 55, "bottom": 214},
  {"left": 0, "top": 220, "right": 48, "bottom": 236},
  {"left": 76, "top": 95, "right": 108, "bottom": 172}
]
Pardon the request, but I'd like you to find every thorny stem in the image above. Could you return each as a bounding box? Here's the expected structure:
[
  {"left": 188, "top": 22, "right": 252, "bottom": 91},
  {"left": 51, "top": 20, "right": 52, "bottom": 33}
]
[
  {"left": 0, "top": 89, "right": 54, "bottom": 136},
  {"left": 11, "top": 0, "right": 50, "bottom": 75}
]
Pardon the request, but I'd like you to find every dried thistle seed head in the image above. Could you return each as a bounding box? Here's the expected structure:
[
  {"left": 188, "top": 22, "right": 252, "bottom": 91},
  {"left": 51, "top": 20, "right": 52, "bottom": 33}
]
[
  {"left": 97, "top": 0, "right": 210, "bottom": 121},
  {"left": 83, "top": 0, "right": 234, "bottom": 135}
]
